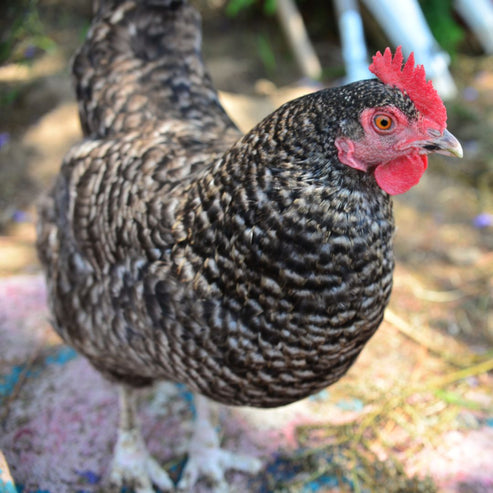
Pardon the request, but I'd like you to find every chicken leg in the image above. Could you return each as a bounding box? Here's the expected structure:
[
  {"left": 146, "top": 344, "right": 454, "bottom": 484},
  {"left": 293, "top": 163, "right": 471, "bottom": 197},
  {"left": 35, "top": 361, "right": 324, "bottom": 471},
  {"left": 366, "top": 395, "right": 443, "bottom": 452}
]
[
  {"left": 108, "top": 385, "right": 174, "bottom": 493},
  {"left": 177, "top": 394, "right": 262, "bottom": 492},
  {"left": 108, "top": 386, "right": 261, "bottom": 492}
]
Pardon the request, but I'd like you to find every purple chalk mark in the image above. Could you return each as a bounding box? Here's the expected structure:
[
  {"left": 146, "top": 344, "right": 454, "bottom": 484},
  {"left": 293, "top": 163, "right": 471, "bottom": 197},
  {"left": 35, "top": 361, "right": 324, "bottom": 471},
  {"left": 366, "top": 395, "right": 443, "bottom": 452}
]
[
  {"left": 462, "top": 86, "right": 479, "bottom": 102},
  {"left": 0, "top": 133, "right": 10, "bottom": 149},
  {"left": 11, "top": 210, "right": 29, "bottom": 223},
  {"left": 473, "top": 213, "right": 493, "bottom": 229},
  {"left": 23, "top": 45, "right": 36, "bottom": 59},
  {"left": 75, "top": 470, "right": 101, "bottom": 484}
]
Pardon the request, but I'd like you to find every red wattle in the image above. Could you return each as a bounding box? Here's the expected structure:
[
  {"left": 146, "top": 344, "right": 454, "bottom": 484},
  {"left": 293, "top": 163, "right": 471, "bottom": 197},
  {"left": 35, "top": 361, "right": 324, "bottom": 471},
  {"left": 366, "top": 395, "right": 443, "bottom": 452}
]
[{"left": 374, "top": 154, "right": 428, "bottom": 195}]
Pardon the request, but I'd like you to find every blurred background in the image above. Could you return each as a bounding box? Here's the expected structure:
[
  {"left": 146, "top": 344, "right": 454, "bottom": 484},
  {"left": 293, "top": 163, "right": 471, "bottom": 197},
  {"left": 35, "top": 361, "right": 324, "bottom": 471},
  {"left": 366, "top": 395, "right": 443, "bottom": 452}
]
[{"left": 0, "top": 0, "right": 492, "bottom": 492}]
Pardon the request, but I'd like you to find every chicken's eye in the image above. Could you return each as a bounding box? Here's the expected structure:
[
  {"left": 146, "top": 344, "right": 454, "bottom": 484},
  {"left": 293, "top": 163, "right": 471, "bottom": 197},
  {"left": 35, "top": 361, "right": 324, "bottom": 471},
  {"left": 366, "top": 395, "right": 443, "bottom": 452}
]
[{"left": 373, "top": 114, "right": 393, "bottom": 131}]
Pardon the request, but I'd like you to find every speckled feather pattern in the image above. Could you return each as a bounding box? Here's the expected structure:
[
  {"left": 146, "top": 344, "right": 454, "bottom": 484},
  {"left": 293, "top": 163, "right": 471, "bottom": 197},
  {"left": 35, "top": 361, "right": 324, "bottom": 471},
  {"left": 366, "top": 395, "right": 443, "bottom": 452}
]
[{"left": 37, "top": 0, "right": 404, "bottom": 408}]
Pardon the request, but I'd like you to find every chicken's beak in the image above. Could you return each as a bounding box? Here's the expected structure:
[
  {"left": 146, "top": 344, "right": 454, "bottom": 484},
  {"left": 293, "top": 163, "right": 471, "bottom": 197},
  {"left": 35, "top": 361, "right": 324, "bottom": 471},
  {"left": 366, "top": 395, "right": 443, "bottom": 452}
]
[{"left": 424, "top": 129, "right": 463, "bottom": 158}]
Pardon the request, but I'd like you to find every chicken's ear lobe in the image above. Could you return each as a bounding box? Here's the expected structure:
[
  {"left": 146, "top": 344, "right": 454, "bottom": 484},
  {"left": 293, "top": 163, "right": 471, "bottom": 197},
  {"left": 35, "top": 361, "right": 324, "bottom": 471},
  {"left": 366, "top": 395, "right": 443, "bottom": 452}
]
[{"left": 335, "top": 136, "right": 370, "bottom": 172}]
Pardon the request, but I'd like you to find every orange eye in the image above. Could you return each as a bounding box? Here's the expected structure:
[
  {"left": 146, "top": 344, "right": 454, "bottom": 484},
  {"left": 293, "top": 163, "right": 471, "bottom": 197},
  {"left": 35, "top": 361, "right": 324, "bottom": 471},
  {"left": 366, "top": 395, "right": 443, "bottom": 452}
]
[{"left": 373, "top": 114, "right": 393, "bottom": 131}]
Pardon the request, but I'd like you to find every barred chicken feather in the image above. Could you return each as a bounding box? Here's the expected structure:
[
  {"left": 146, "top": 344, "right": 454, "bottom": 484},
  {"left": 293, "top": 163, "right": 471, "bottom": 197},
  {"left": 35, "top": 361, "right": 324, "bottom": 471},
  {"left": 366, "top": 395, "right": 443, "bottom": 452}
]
[{"left": 36, "top": 0, "right": 462, "bottom": 490}]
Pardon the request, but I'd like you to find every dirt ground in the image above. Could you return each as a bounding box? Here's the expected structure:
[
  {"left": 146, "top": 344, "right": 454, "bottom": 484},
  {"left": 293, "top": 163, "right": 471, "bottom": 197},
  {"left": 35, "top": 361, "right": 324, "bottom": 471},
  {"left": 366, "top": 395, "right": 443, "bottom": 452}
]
[{"left": 0, "top": 1, "right": 492, "bottom": 492}]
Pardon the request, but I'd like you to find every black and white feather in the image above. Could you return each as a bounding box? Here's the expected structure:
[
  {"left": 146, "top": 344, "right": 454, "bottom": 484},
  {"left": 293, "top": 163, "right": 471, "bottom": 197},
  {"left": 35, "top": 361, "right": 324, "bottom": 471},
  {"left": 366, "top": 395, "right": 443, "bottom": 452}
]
[{"left": 37, "top": 0, "right": 398, "bottom": 410}]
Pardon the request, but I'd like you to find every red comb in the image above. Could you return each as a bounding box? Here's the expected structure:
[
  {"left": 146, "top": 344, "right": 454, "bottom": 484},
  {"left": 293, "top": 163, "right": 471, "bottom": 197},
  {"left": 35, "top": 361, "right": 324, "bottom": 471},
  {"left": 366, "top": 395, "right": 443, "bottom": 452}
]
[{"left": 369, "top": 46, "right": 447, "bottom": 131}]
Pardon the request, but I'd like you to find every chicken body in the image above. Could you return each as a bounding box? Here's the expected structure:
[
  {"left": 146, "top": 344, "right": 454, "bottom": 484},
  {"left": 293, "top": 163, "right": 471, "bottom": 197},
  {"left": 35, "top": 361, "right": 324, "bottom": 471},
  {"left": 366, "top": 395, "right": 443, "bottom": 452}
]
[
  {"left": 38, "top": 0, "right": 396, "bottom": 407},
  {"left": 37, "top": 0, "right": 461, "bottom": 489}
]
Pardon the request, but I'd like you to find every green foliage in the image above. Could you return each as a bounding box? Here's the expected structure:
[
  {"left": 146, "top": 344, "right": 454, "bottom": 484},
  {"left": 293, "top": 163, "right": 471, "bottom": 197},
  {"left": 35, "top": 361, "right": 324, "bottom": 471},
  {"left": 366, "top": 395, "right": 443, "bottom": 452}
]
[
  {"left": 0, "top": 0, "right": 56, "bottom": 65},
  {"left": 256, "top": 33, "right": 277, "bottom": 74},
  {"left": 263, "top": 0, "right": 277, "bottom": 16},
  {"left": 434, "top": 389, "right": 483, "bottom": 410},
  {"left": 226, "top": 0, "right": 276, "bottom": 17},
  {"left": 419, "top": 0, "right": 465, "bottom": 57},
  {"left": 226, "top": 0, "right": 277, "bottom": 77},
  {"left": 0, "top": 87, "right": 20, "bottom": 107},
  {"left": 226, "top": 0, "right": 255, "bottom": 16}
]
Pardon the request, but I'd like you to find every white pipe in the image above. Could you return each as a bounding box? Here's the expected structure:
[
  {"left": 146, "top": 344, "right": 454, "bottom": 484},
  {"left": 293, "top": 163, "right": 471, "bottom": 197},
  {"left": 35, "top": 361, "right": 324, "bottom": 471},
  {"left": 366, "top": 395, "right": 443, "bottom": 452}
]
[
  {"left": 455, "top": 0, "right": 493, "bottom": 54},
  {"left": 276, "top": 0, "right": 322, "bottom": 79},
  {"left": 362, "top": 0, "right": 457, "bottom": 98},
  {"left": 334, "top": 0, "right": 371, "bottom": 82}
]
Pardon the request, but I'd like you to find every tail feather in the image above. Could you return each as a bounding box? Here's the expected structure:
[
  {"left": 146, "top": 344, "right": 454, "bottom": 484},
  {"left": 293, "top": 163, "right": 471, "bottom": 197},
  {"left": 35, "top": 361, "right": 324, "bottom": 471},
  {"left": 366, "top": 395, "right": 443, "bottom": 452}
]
[
  {"left": 92, "top": 0, "right": 186, "bottom": 20},
  {"left": 74, "top": 0, "right": 237, "bottom": 138}
]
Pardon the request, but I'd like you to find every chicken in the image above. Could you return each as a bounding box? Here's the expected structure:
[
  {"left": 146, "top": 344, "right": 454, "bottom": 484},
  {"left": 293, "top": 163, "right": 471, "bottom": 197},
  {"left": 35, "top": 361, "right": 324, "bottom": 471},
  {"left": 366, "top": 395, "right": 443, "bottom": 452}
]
[{"left": 36, "top": 0, "right": 463, "bottom": 491}]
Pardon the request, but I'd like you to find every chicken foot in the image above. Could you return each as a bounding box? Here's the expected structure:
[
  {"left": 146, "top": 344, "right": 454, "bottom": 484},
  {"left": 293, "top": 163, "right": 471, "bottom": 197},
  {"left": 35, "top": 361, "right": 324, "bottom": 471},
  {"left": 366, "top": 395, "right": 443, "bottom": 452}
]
[
  {"left": 107, "top": 385, "right": 174, "bottom": 493},
  {"left": 176, "top": 394, "right": 262, "bottom": 492}
]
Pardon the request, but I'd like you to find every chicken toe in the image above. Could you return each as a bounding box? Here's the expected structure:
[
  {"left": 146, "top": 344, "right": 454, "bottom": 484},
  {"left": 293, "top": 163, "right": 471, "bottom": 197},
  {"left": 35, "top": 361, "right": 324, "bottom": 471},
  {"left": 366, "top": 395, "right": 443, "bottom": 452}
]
[
  {"left": 176, "top": 394, "right": 262, "bottom": 492},
  {"left": 107, "top": 386, "right": 174, "bottom": 493}
]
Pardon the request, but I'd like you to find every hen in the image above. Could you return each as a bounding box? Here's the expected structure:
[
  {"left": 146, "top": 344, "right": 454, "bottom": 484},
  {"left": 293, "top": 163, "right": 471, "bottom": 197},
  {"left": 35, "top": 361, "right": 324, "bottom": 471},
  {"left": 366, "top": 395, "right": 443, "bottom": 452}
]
[{"left": 36, "top": 0, "right": 463, "bottom": 491}]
